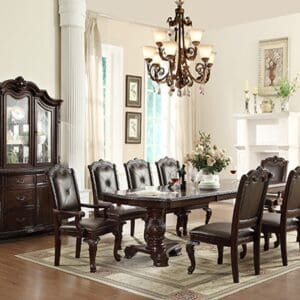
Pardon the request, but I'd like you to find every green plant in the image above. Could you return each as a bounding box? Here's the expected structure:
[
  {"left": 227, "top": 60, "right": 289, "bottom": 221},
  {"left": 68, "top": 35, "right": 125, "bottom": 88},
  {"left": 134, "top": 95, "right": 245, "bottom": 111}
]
[
  {"left": 274, "top": 76, "right": 299, "bottom": 99},
  {"left": 185, "top": 131, "right": 231, "bottom": 174}
]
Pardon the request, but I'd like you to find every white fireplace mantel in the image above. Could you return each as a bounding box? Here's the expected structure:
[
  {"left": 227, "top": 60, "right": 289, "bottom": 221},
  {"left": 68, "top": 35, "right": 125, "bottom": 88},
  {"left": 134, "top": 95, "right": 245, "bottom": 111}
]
[{"left": 234, "top": 112, "right": 300, "bottom": 177}]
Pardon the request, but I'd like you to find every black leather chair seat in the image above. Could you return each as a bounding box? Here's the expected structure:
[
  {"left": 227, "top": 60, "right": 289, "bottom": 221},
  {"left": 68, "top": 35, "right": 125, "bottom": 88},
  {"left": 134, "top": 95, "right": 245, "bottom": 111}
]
[
  {"left": 262, "top": 212, "right": 299, "bottom": 228},
  {"left": 61, "top": 217, "right": 117, "bottom": 231},
  {"left": 190, "top": 222, "right": 254, "bottom": 240},
  {"left": 107, "top": 204, "right": 146, "bottom": 219}
]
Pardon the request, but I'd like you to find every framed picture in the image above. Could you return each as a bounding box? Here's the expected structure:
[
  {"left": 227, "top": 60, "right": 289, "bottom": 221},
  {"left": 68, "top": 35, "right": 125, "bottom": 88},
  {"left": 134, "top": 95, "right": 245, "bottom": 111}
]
[
  {"left": 126, "top": 75, "right": 142, "bottom": 107},
  {"left": 258, "top": 37, "right": 288, "bottom": 96},
  {"left": 125, "top": 112, "right": 141, "bottom": 144}
]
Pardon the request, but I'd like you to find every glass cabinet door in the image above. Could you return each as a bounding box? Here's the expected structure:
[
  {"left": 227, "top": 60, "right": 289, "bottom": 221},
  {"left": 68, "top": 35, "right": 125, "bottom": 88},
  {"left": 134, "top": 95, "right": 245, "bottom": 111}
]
[
  {"left": 6, "top": 95, "right": 30, "bottom": 164},
  {"left": 36, "top": 103, "right": 52, "bottom": 163}
]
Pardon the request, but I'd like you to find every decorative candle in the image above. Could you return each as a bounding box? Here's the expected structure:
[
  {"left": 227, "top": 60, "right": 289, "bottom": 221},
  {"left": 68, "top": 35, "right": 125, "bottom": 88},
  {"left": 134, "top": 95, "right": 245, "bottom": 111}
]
[
  {"left": 244, "top": 80, "right": 249, "bottom": 91},
  {"left": 253, "top": 86, "right": 258, "bottom": 95}
]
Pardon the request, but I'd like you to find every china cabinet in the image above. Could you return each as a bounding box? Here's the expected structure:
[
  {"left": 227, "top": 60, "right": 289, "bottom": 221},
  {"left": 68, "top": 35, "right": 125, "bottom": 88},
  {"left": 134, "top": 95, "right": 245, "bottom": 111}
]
[{"left": 0, "top": 77, "right": 62, "bottom": 238}]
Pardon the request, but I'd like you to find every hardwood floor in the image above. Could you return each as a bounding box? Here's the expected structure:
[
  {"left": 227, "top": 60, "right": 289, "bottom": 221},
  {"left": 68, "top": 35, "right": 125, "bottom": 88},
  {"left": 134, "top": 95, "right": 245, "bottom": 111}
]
[{"left": 1, "top": 202, "right": 300, "bottom": 300}]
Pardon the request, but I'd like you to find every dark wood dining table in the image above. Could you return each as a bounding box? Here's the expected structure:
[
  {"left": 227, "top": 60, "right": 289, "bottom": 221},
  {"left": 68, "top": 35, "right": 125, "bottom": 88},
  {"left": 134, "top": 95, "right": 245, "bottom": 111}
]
[{"left": 103, "top": 179, "right": 285, "bottom": 267}]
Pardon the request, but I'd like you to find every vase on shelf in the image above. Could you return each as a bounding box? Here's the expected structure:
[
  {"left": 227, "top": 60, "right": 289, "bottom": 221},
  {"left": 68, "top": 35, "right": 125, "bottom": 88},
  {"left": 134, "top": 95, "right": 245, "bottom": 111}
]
[
  {"left": 260, "top": 98, "right": 274, "bottom": 113},
  {"left": 198, "top": 171, "right": 220, "bottom": 190},
  {"left": 280, "top": 97, "right": 289, "bottom": 112}
]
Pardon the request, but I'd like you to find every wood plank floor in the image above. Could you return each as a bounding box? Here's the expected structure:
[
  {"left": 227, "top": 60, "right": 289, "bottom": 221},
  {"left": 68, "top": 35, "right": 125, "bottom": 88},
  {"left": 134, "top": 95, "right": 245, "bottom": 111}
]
[{"left": 1, "top": 202, "right": 300, "bottom": 300}]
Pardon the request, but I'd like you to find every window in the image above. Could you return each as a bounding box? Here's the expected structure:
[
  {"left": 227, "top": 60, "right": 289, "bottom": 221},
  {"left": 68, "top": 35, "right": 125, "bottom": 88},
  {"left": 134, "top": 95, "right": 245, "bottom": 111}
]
[
  {"left": 101, "top": 44, "right": 123, "bottom": 165},
  {"left": 145, "top": 78, "right": 176, "bottom": 163}
]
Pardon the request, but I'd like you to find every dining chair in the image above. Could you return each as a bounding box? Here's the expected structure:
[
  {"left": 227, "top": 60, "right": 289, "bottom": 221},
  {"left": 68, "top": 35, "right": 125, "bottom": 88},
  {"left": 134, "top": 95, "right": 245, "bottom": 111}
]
[
  {"left": 48, "top": 164, "right": 122, "bottom": 273},
  {"left": 124, "top": 158, "right": 153, "bottom": 189},
  {"left": 155, "top": 156, "right": 212, "bottom": 237},
  {"left": 261, "top": 156, "right": 288, "bottom": 212},
  {"left": 262, "top": 167, "right": 300, "bottom": 266},
  {"left": 186, "top": 167, "right": 271, "bottom": 283},
  {"left": 88, "top": 159, "right": 147, "bottom": 239}
]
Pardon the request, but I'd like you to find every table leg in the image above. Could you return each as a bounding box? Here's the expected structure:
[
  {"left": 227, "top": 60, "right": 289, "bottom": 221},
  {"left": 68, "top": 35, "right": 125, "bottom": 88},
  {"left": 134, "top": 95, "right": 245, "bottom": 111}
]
[{"left": 145, "top": 207, "right": 168, "bottom": 267}]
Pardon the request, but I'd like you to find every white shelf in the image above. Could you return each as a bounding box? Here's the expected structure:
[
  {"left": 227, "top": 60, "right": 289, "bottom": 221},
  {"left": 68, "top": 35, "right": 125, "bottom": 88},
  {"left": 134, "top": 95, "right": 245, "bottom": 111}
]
[{"left": 234, "top": 112, "right": 300, "bottom": 120}]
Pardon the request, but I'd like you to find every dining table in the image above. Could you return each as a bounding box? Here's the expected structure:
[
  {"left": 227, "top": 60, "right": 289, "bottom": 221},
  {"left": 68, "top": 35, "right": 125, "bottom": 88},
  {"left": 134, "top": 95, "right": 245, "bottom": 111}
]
[{"left": 102, "top": 179, "right": 285, "bottom": 267}]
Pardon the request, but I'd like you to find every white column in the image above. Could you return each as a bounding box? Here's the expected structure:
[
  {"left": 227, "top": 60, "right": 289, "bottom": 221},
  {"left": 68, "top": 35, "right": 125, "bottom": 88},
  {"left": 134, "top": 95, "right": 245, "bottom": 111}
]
[{"left": 59, "top": 0, "right": 86, "bottom": 191}]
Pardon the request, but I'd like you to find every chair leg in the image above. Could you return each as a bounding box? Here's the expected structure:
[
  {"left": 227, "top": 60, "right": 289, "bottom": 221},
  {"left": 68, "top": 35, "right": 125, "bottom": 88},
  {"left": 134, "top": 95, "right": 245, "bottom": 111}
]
[
  {"left": 253, "top": 238, "right": 260, "bottom": 275},
  {"left": 297, "top": 227, "right": 300, "bottom": 248},
  {"left": 175, "top": 211, "right": 183, "bottom": 237},
  {"left": 118, "top": 223, "right": 123, "bottom": 250},
  {"left": 75, "top": 237, "right": 82, "bottom": 258},
  {"left": 274, "top": 233, "right": 280, "bottom": 248},
  {"left": 240, "top": 244, "right": 247, "bottom": 259},
  {"left": 85, "top": 237, "right": 99, "bottom": 273},
  {"left": 54, "top": 231, "right": 61, "bottom": 266},
  {"left": 230, "top": 245, "right": 239, "bottom": 283},
  {"left": 203, "top": 207, "right": 212, "bottom": 224},
  {"left": 186, "top": 241, "right": 198, "bottom": 274},
  {"left": 130, "top": 219, "right": 135, "bottom": 237},
  {"left": 113, "top": 228, "right": 122, "bottom": 262},
  {"left": 217, "top": 245, "right": 224, "bottom": 264},
  {"left": 183, "top": 213, "right": 188, "bottom": 236},
  {"left": 280, "top": 232, "right": 288, "bottom": 266},
  {"left": 263, "top": 232, "right": 270, "bottom": 251}
]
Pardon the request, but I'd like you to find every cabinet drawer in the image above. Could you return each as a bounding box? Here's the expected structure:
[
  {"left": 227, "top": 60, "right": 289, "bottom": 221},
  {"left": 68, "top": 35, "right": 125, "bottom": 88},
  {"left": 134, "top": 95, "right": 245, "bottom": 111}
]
[
  {"left": 6, "top": 175, "right": 35, "bottom": 187},
  {"left": 4, "top": 210, "right": 35, "bottom": 232},
  {"left": 37, "top": 174, "right": 48, "bottom": 184},
  {"left": 5, "top": 190, "right": 35, "bottom": 210}
]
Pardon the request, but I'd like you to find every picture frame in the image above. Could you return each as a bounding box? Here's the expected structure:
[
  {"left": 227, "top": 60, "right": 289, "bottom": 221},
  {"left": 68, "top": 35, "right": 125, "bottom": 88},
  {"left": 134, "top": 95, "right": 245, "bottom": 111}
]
[
  {"left": 126, "top": 75, "right": 142, "bottom": 108},
  {"left": 258, "top": 37, "right": 288, "bottom": 96},
  {"left": 125, "top": 112, "right": 141, "bottom": 144}
]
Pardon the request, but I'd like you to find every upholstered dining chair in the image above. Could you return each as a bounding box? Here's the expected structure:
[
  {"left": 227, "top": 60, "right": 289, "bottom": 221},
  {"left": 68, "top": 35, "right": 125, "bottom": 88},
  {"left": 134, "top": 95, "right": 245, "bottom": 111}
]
[
  {"left": 88, "top": 160, "right": 147, "bottom": 239},
  {"left": 124, "top": 158, "right": 153, "bottom": 189},
  {"left": 262, "top": 167, "right": 300, "bottom": 266},
  {"left": 156, "top": 156, "right": 212, "bottom": 237},
  {"left": 186, "top": 167, "right": 271, "bottom": 283},
  {"left": 48, "top": 165, "right": 122, "bottom": 273},
  {"left": 261, "top": 156, "right": 288, "bottom": 212}
]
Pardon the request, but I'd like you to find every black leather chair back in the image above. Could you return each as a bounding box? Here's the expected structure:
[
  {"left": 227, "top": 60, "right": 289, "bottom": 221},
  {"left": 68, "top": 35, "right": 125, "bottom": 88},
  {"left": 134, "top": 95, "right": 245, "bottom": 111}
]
[
  {"left": 261, "top": 156, "right": 288, "bottom": 184},
  {"left": 48, "top": 165, "right": 81, "bottom": 213},
  {"left": 155, "top": 157, "right": 180, "bottom": 186},
  {"left": 232, "top": 167, "right": 271, "bottom": 232},
  {"left": 124, "top": 158, "right": 153, "bottom": 189},
  {"left": 281, "top": 167, "right": 300, "bottom": 218},
  {"left": 88, "top": 160, "right": 119, "bottom": 201}
]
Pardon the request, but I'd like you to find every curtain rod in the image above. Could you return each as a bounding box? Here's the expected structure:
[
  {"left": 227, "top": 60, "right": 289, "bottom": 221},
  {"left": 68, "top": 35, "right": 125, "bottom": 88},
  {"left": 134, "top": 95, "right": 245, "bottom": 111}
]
[{"left": 87, "top": 10, "right": 165, "bottom": 30}]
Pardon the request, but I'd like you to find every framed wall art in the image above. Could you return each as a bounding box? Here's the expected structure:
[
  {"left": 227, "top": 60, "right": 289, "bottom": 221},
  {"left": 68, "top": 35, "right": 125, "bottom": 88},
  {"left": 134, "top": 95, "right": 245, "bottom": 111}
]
[
  {"left": 126, "top": 75, "right": 142, "bottom": 107},
  {"left": 125, "top": 112, "right": 141, "bottom": 144},
  {"left": 258, "top": 37, "right": 288, "bottom": 96}
]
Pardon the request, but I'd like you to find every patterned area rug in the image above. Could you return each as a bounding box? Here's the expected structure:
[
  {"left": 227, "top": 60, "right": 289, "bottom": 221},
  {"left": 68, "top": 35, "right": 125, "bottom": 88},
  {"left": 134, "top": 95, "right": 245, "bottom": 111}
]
[{"left": 16, "top": 231, "right": 300, "bottom": 300}]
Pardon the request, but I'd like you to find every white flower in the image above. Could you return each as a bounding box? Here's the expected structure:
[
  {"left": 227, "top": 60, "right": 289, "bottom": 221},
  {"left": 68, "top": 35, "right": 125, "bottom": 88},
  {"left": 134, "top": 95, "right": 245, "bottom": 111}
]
[{"left": 207, "top": 157, "right": 216, "bottom": 167}]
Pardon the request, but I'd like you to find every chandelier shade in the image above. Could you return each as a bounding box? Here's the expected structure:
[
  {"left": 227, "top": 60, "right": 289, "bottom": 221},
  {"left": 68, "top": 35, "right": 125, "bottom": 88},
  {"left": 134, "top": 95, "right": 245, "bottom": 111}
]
[{"left": 143, "top": 0, "right": 215, "bottom": 96}]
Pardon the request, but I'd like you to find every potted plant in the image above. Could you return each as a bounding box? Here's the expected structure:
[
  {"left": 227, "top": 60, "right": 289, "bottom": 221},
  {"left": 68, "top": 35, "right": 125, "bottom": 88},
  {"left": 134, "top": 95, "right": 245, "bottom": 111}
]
[
  {"left": 274, "top": 76, "right": 299, "bottom": 112},
  {"left": 185, "top": 131, "right": 231, "bottom": 189}
]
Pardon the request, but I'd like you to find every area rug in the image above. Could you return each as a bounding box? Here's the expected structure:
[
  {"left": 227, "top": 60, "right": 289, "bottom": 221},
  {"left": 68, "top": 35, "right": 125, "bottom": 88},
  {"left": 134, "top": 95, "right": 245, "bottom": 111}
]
[{"left": 16, "top": 231, "right": 300, "bottom": 300}]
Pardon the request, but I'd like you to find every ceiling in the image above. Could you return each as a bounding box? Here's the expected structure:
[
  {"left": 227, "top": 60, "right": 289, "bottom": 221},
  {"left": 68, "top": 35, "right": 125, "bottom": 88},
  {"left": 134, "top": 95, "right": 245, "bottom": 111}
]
[{"left": 87, "top": 0, "right": 300, "bottom": 30}]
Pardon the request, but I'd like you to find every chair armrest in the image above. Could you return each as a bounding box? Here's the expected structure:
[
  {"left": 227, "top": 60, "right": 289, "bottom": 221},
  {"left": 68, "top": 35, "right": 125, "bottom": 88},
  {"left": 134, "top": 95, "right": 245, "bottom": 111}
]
[
  {"left": 81, "top": 202, "right": 114, "bottom": 209},
  {"left": 53, "top": 209, "right": 85, "bottom": 218}
]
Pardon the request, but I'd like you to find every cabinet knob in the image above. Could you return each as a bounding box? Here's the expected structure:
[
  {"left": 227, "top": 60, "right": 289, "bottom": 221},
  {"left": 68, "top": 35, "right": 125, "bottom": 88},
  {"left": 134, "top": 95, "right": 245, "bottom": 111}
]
[
  {"left": 16, "top": 178, "right": 25, "bottom": 184},
  {"left": 16, "top": 195, "right": 27, "bottom": 203}
]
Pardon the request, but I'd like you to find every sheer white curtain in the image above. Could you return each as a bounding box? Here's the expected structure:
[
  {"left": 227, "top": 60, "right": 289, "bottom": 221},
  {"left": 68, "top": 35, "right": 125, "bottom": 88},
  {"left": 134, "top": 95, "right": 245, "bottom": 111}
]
[{"left": 85, "top": 12, "right": 103, "bottom": 187}]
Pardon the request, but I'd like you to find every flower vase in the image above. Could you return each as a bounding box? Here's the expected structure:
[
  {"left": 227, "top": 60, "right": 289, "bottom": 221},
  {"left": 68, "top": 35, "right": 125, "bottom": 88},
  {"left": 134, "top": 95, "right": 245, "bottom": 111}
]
[
  {"left": 280, "top": 98, "right": 289, "bottom": 112},
  {"left": 199, "top": 172, "right": 220, "bottom": 190}
]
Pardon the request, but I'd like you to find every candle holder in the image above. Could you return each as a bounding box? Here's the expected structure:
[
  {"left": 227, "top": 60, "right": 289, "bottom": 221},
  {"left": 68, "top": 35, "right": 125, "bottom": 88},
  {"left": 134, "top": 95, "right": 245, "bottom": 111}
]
[
  {"left": 244, "top": 90, "right": 250, "bottom": 114},
  {"left": 253, "top": 92, "right": 258, "bottom": 114}
]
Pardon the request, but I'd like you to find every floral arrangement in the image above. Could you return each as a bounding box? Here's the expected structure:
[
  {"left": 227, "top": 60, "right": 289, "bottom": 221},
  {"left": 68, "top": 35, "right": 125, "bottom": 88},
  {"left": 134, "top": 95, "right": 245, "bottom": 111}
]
[
  {"left": 185, "top": 131, "right": 231, "bottom": 174},
  {"left": 274, "top": 76, "right": 299, "bottom": 100}
]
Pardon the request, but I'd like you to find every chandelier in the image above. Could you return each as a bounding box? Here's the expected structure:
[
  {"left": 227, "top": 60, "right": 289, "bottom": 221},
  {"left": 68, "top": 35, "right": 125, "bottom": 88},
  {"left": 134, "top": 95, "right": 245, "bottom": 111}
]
[{"left": 143, "top": 0, "right": 215, "bottom": 96}]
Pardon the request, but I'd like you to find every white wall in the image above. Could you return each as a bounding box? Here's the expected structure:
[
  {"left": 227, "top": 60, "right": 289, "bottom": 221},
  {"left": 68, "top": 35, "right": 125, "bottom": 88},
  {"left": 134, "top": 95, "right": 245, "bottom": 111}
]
[
  {"left": 0, "top": 0, "right": 60, "bottom": 98},
  {"left": 98, "top": 17, "right": 156, "bottom": 162},
  {"left": 200, "top": 13, "right": 300, "bottom": 175}
]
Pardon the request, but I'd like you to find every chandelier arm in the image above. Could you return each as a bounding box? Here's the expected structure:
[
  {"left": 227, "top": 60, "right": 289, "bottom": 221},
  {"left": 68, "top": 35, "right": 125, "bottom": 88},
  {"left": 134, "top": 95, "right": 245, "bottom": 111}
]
[
  {"left": 158, "top": 46, "right": 169, "bottom": 61},
  {"left": 185, "top": 46, "right": 198, "bottom": 61},
  {"left": 147, "top": 63, "right": 171, "bottom": 84}
]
